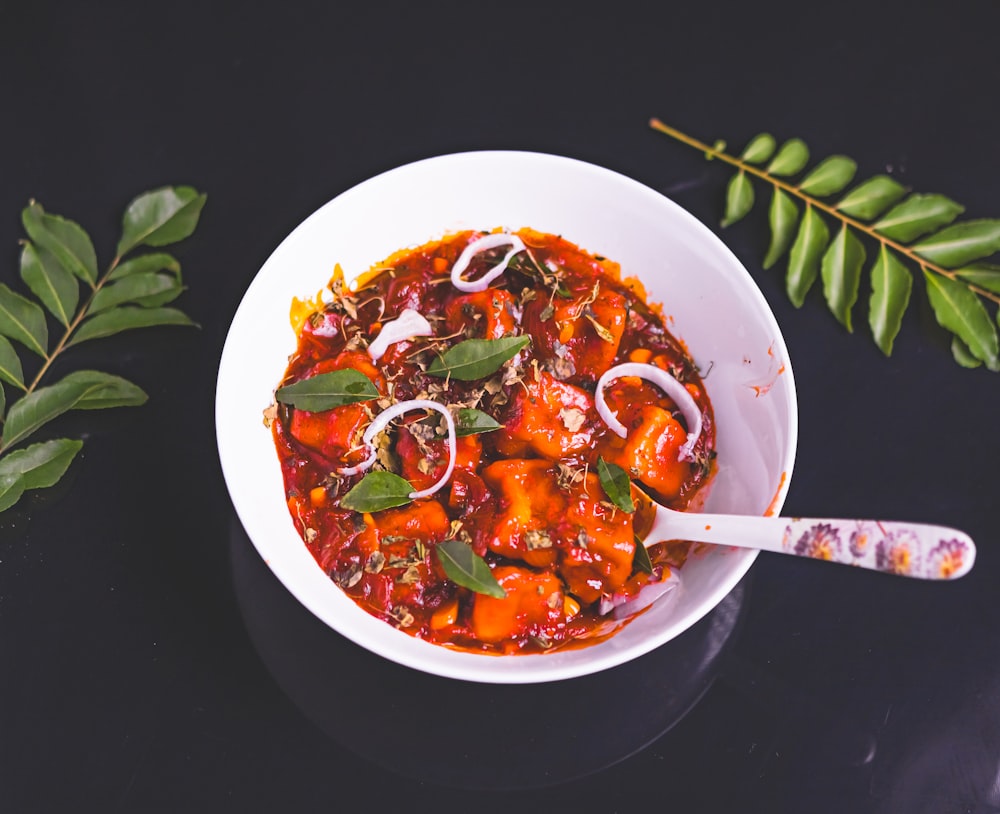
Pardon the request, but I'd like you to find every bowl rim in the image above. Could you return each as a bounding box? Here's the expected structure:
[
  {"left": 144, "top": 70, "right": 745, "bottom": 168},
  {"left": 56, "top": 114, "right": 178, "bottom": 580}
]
[{"left": 216, "top": 148, "right": 798, "bottom": 684}]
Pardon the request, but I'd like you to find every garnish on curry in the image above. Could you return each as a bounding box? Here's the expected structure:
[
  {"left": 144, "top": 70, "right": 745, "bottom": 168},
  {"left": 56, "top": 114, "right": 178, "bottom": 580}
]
[{"left": 268, "top": 228, "right": 715, "bottom": 654}]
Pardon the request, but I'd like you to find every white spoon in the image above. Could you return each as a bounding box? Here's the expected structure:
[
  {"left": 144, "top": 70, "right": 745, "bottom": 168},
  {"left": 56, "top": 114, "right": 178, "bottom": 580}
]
[{"left": 643, "top": 503, "right": 976, "bottom": 580}]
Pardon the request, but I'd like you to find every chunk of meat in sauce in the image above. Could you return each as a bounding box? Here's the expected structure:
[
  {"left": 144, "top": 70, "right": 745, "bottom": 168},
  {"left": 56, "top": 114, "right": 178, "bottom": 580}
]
[
  {"left": 443, "top": 289, "right": 517, "bottom": 340},
  {"left": 469, "top": 564, "right": 566, "bottom": 644},
  {"left": 557, "top": 472, "right": 636, "bottom": 604},
  {"left": 597, "top": 377, "right": 694, "bottom": 501},
  {"left": 480, "top": 459, "right": 564, "bottom": 568},
  {"left": 523, "top": 283, "right": 627, "bottom": 382},
  {"left": 480, "top": 461, "right": 635, "bottom": 602},
  {"left": 493, "top": 371, "right": 599, "bottom": 460},
  {"left": 286, "top": 350, "right": 385, "bottom": 466}
]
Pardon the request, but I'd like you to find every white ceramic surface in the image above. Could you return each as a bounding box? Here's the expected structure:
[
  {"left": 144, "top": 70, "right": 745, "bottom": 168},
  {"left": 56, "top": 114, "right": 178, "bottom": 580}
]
[{"left": 215, "top": 150, "right": 799, "bottom": 684}]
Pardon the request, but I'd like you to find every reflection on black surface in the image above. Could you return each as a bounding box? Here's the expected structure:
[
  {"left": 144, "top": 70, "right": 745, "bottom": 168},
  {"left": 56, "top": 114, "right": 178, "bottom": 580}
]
[{"left": 229, "top": 518, "right": 750, "bottom": 790}]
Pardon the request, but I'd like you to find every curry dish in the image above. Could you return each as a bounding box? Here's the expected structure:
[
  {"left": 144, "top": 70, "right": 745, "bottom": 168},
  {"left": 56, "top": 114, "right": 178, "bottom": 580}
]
[{"left": 270, "top": 228, "right": 715, "bottom": 654}]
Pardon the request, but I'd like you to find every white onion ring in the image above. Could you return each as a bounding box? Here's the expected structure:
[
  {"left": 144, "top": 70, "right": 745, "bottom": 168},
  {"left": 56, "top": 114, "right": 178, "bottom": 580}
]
[
  {"left": 367, "top": 308, "right": 433, "bottom": 361},
  {"left": 337, "top": 399, "right": 457, "bottom": 499},
  {"left": 595, "top": 362, "right": 703, "bottom": 461},
  {"left": 450, "top": 233, "right": 526, "bottom": 292}
]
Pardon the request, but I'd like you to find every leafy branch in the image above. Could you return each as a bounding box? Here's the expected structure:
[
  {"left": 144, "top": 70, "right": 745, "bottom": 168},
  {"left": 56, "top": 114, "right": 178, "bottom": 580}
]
[
  {"left": 0, "top": 186, "right": 206, "bottom": 512},
  {"left": 649, "top": 118, "right": 1000, "bottom": 371}
]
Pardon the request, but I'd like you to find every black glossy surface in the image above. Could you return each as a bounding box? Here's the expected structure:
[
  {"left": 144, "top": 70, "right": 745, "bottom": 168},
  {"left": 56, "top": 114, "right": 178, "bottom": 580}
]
[{"left": 2, "top": 2, "right": 998, "bottom": 811}]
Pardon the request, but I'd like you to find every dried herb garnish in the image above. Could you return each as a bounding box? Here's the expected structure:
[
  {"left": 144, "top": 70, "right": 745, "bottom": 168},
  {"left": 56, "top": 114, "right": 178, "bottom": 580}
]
[
  {"left": 650, "top": 118, "right": 1000, "bottom": 371},
  {"left": 0, "top": 187, "right": 205, "bottom": 513}
]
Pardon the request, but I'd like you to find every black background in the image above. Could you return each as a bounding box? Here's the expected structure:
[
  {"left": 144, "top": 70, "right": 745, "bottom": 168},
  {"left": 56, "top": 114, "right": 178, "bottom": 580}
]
[{"left": 2, "top": 2, "right": 999, "bottom": 812}]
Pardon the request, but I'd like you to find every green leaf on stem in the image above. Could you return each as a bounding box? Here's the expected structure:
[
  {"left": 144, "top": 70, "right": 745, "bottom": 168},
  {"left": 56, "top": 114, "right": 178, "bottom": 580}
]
[
  {"left": 59, "top": 370, "right": 148, "bottom": 409},
  {"left": 275, "top": 369, "right": 379, "bottom": 412},
  {"left": 872, "top": 194, "right": 964, "bottom": 242},
  {"left": 107, "top": 252, "right": 181, "bottom": 282},
  {"left": 21, "top": 201, "right": 98, "bottom": 285},
  {"left": 835, "top": 175, "right": 908, "bottom": 220},
  {"left": 763, "top": 188, "right": 799, "bottom": 270},
  {"left": 0, "top": 283, "right": 48, "bottom": 358},
  {"left": 0, "top": 335, "right": 25, "bottom": 390},
  {"left": 454, "top": 408, "right": 502, "bottom": 437},
  {"left": 923, "top": 270, "right": 1000, "bottom": 370},
  {"left": 340, "top": 470, "right": 413, "bottom": 513},
  {"left": 799, "top": 156, "right": 857, "bottom": 197},
  {"left": 436, "top": 538, "right": 506, "bottom": 598},
  {"left": 911, "top": 219, "right": 1000, "bottom": 269},
  {"left": 0, "top": 474, "right": 26, "bottom": 513},
  {"left": 766, "top": 138, "right": 810, "bottom": 176},
  {"left": 20, "top": 242, "right": 79, "bottom": 327},
  {"left": 821, "top": 224, "right": 866, "bottom": 331},
  {"left": 868, "top": 245, "right": 912, "bottom": 356},
  {"left": 116, "top": 186, "right": 207, "bottom": 257},
  {"left": 955, "top": 263, "right": 1000, "bottom": 294},
  {"left": 90, "top": 273, "right": 184, "bottom": 314},
  {"left": 597, "top": 457, "right": 635, "bottom": 513},
  {"left": 721, "top": 171, "right": 754, "bottom": 227},
  {"left": 1, "top": 375, "right": 105, "bottom": 451},
  {"left": 786, "top": 205, "right": 830, "bottom": 307},
  {"left": 68, "top": 306, "right": 197, "bottom": 347},
  {"left": 741, "top": 133, "right": 776, "bottom": 164},
  {"left": 951, "top": 337, "right": 982, "bottom": 369},
  {"left": 0, "top": 438, "right": 83, "bottom": 490},
  {"left": 426, "top": 335, "right": 530, "bottom": 381}
]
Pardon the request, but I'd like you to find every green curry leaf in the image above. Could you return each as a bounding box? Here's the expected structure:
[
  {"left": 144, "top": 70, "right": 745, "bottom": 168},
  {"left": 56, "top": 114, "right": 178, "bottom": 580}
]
[
  {"left": 426, "top": 335, "right": 530, "bottom": 381},
  {"left": 722, "top": 170, "right": 754, "bottom": 227},
  {"left": 0, "top": 438, "right": 83, "bottom": 490},
  {"left": 454, "top": 408, "right": 503, "bottom": 437},
  {"left": 766, "top": 138, "right": 809, "bottom": 176},
  {"left": 0, "top": 474, "right": 25, "bottom": 513},
  {"left": 597, "top": 457, "right": 635, "bottom": 513},
  {"left": 763, "top": 188, "right": 799, "bottom": 270},
  {"left": 786, "top": 205, "right": 830, "bottom": 307},
  {"left": 649, "top": 119, "right": 1000, "bottom": 372},
  {"left": 21, "top": 201, "right": 98, "bottom": 285},
  {"left": 68, "top": 306, "right": 197, "bottom": 346},
  {"left": 20, "top": 242, "right": 79, "bottom": 327},
  {"left": 0, "top": 283, "right": 48, "bottom": 358},
  {"left": 868, "top": 245, "right": 912, "bottom": 357},
  {"left": 0, "top": 335, "right": 25, "bottom": 390},
  {"left": 632, "top": 536, "right": 653, "bottom": 575},
  {"left": 275, "top": 369, "right": 379, "bottom": 412},
  {"left": 923, "top": 270, "right": 1000, "bottom": 370},
  {"left": 821, "top": 224, "right": 866, "bottom": 331},
  {"left": 436, "top": 538, "right": 506, "bottom": 598},
  {"left": 116, "top": 186, "right": 208, "bottom": 257},
  {"left": 0, "top": 186, "right": 203, "bottom": 512},
  {"left": 340, "top": 471, "right": 413, "bottom": 513}
]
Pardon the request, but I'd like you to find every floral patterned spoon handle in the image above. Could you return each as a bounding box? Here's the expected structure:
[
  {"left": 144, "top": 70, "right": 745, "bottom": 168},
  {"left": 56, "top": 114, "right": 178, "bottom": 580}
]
[{"left": 646, "top": 506, "right": 975, "bottom": 579}]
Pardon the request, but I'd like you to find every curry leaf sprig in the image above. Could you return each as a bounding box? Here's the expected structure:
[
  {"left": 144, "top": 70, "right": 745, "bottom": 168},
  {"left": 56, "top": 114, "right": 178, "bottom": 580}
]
[
  {"left": 650, "top": 119, "right": 1000, "bottom": 371},
  {"left": 0, "top": 186, "right": 206, "bottom": 512}
]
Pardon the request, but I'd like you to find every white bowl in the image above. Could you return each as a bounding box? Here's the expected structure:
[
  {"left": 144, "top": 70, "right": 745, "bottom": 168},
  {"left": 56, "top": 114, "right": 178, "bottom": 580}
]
[{"left": 215, "top": 150, "right": 798, "bottom": 684}]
